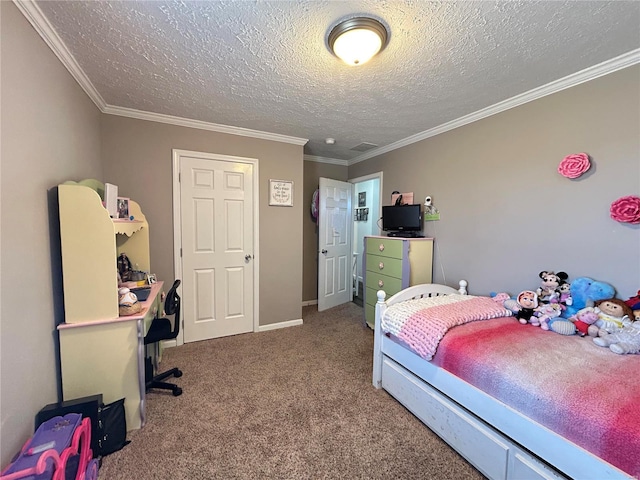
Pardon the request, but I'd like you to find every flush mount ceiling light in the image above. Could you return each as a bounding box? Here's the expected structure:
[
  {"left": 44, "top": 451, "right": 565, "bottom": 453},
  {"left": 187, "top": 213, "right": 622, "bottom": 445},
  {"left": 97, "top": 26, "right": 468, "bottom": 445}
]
[{"left": 328, "top": 17, "right": 388, "bottom": 66}]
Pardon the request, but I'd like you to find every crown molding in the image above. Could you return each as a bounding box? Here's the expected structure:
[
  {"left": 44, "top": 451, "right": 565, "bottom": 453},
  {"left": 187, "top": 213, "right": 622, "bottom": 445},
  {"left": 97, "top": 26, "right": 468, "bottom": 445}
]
[
  {"left": 14, "top": 0, "right": 307, "bottom": 147},
  {"left": 104, "top": 105, "right": 308, "bottom": 146},
  {"left": 303, "top": 155, "right": 349, "bottom": 166},
  {"left": 13, "top": 0, "right": 107, "bottom": 110},
  {"left": 348, "top": 48, "right": 640, "bottom": 165},
  {"left": 15, "top": 0, "right": 639, "bottom": 157}
]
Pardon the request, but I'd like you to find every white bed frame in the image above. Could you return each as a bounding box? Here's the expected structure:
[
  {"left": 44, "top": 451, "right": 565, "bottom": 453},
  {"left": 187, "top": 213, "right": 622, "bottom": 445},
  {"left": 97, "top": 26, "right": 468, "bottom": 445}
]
[{"left": 372, "top": 281, "right": 632, "bottom": 480}]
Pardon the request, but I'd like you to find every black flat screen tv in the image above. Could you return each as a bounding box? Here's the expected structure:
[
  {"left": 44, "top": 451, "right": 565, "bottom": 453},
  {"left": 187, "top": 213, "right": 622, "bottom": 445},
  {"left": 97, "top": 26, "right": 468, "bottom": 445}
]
[{"left": 382, "top": 204, "right": 422, "bottom": 232}]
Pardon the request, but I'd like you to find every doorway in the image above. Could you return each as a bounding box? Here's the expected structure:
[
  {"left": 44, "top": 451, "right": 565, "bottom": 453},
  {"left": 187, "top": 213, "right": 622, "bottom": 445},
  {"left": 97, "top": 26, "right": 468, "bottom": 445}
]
[
  {"left": 349, "top": 172, "right": 383, "bottom": 307},
  {"left": 172, "top": 149, "right": 259, "bottom": 344}
]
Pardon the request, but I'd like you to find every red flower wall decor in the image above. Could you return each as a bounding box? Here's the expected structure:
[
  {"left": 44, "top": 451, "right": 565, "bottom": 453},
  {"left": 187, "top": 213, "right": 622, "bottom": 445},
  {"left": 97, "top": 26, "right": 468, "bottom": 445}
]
[
  {"left": 610, "top": 195, "right": 640, "bottom": 224},
  {"left": 557, "top": 153, "right": 591, "bottom": 179}
]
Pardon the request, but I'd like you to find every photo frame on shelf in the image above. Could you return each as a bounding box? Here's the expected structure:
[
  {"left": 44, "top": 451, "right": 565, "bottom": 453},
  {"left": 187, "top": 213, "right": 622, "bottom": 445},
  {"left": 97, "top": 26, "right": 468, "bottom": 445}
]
[
  {"left": 117, "top": 197, "right": 130, "bottom": 219},
  {"left": 147, "top": 273, "right": 157, "bottom": 284},
  {"left": 269, "top": 179, "right": 293, "bottom": 207},
  {"left": 358, "top": 192, "right": 367, "bottom": 207}
]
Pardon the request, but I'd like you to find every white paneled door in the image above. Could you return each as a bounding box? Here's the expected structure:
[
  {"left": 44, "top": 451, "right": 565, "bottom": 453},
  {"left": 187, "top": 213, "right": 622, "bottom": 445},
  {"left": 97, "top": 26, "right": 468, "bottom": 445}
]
[
  {"left": 318, "top": 177, "right": 353, "bottom": 311},
  {"left": 177, "top": 151, "right": 255, "bottom": 342}
]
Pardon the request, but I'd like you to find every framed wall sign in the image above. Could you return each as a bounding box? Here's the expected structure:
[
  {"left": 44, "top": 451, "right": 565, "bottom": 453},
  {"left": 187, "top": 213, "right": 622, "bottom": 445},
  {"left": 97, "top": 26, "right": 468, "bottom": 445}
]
[{"left": 269, "top": 179, "right": 293, "bottom": 206}]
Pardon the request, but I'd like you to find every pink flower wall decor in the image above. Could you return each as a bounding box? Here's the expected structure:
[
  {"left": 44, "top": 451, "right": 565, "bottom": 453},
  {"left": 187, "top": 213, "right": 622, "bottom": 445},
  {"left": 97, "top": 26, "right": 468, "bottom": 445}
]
[
  {"left": 610, "top": 195, "right": 640, "bottom": 224},
  {"left": 557, "top": 153, "right": 591, "bottom": 179}
]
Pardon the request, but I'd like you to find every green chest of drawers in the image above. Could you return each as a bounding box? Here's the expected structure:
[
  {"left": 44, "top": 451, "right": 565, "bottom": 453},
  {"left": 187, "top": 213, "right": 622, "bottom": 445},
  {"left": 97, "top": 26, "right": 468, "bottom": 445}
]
[{"left": 363, "top": 236, "right": 434, "bottom": 328}]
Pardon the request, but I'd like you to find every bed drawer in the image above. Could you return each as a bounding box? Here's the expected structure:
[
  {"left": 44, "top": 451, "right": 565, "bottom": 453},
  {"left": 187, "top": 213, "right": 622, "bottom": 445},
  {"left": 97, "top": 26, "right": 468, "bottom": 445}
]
[
  {"left": 382, "top": 357, "right": 511, "bottom": 480},
  {"left": 366, "top": 273, "right": 402, "bottom": 296},
  {"left": 365, "top": 253, "right": 403, "bottom": 278},
  {"left": 365, "top": 237, "right": 404, "bottom": 259},
  {"left": 509, "top": 450, "right": 567, "bottom": 480}
]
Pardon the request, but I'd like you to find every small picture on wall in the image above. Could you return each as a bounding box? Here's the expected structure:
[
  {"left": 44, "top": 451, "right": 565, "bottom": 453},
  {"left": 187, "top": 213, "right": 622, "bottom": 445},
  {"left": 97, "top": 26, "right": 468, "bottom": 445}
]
[
  {"left": 117, "top": 197, "right": 130, "bottom": 219},
  {"left": 358, "top": 192, "right": 367, "bottom": 207},
  {"left": 269, "top": 179, "right": 294, "bottom": 206}
]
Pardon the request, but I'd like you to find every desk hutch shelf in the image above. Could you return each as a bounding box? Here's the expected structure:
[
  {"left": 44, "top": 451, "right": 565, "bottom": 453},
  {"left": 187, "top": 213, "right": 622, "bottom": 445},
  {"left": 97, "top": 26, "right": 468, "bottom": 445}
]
[
  {"left": 58, "top": 182, "right": 150, "bottom": 323},
  {"left": 56, "top": 180, "right": 158, "bottom": 430}
]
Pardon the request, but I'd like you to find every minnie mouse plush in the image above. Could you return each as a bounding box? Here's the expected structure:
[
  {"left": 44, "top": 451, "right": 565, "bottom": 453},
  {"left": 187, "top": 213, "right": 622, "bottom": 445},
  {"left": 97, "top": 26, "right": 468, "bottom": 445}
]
[
  {"left": 536, "top": 270, "right": 569, "bottom": 304},
  {"left": 558, "top": 281, "right": 572, "bottom": 307}
]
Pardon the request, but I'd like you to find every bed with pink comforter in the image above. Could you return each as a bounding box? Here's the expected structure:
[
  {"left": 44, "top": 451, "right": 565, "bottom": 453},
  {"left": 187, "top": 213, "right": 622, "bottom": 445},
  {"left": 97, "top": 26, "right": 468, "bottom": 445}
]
[
  {"left": 432, "top": 317, "right": 640, "bottom": 477},
  {"left": 376, "top": 290, "right": 640, "bottom": 479}
]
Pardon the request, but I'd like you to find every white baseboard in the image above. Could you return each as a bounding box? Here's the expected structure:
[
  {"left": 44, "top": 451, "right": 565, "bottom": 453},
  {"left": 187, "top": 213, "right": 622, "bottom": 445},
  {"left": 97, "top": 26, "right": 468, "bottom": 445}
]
[
  {"left": 258, "top": 318, "right": 303, "bottom": 332},
  {"left": 161, "top": 320, "right": 303, "bottom": 347},
  {"left": 302, "top": 299, "right": 318, "bottom": 306}
]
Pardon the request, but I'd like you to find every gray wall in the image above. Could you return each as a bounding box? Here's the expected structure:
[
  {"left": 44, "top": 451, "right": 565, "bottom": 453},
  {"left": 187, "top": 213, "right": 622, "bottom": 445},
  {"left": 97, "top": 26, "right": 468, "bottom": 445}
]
[
  {"left": 349, "top": 65, "right": 640, "bottom": 299},
  {"left": 1, "top": 2, "right": 304, "bottom": 466},
  {"left": 1, "top": 2, "right": 103, "bottom": 465},
  {"left": 100, "top": 116, "right": 304, "bottom": 327}
]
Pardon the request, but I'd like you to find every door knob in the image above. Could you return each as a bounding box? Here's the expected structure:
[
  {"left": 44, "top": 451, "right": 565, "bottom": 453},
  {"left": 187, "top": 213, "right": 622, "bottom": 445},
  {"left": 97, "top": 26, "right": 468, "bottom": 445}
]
[
  {"left": 245, "top": 254, "right": 252, "bottom": 261},
  {"left": 321, "top": 249, "right": 328, "bottom": 254}
]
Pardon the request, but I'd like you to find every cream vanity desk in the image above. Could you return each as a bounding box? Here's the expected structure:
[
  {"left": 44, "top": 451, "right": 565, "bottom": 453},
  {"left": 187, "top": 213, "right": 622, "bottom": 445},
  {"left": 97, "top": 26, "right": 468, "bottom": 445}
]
[
  {"left": 363, "top": 236, "right": 434, "bottom": 328},
  {"left": 56, "top": 180, "right": 162, "bottom": 430}
]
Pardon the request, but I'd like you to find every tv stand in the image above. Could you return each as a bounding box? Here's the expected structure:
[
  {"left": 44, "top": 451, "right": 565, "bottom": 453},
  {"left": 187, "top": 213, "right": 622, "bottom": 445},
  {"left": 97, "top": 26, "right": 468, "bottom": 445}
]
[{"left": 387, "top": 231, "right": 424, "bottom": 238}]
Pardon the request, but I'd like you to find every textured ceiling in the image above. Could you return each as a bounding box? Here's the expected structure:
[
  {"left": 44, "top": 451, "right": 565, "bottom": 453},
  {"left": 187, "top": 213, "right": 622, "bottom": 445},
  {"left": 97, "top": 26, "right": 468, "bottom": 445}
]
[{"left": 33, "top": 1, "right": 640, "bottom": 162}]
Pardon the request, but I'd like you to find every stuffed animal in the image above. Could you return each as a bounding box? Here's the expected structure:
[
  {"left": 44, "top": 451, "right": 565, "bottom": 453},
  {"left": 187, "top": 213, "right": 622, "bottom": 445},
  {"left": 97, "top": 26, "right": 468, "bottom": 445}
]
[
  {"left": 514, "top": 291, "right": 539, "bottom": 325},
  {"left": 503, "top": 297, "right": 520, "bottom": 315},
  {"left": 625, "top": 290, "right": 640, "bottom": 310},
  {"left": 593, "top": 320, "right": 640, "bottom": 354},
  {"left": 558, "top": 281, "right": 572, "bottom": 307},
  {"left": 118, "top": 287, "right": 141, "bottom": 316},
  {"left": 560, "top": 276, "right": 616, "bottom": 319},
  {"left": 536, "top": 271, "right": 568, "bottom": 304},
  {"left": 490, "top": 292, "right": 521, "bottom": 314},
  {"left": 490, "top": 292, "right": 511, "bottom": 305},
  {"left": 571, "top": 308, "right": 599, "bottom": 336},
  {"left": 549, "top": 276, "right": 616, "bottom": 335},
  {"left": 533, "top": 302, "right": 563, "bottom": 330},
  {"left": 586, "top": 298, "right": 634, "bottom": 337}
]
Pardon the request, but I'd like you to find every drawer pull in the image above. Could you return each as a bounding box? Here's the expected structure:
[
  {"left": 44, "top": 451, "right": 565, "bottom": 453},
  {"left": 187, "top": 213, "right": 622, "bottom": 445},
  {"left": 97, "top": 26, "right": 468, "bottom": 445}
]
[
  {"left": 378, "top": 280, "right": 384, "bottom": 288},
  {"left": 378, "top": 262, "right": 384, "bottom": 270},
  {"left": 379, "top": 244, "right": 385, "bottom": 252}
]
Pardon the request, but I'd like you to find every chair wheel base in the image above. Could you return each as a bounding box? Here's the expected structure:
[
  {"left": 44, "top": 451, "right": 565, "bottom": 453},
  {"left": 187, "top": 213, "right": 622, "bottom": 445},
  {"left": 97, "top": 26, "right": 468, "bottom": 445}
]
[
  {"left": 175, "top": 370, "right": 183, "bottom": 378},
  {"left": 173, "top": 387, "right": 183, "bottom": 396}
]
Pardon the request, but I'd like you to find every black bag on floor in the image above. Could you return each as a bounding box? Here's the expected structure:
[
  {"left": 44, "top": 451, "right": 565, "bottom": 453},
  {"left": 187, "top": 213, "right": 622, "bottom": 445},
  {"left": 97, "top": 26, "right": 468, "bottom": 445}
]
[
  {"left": 97, "top": 398, "right": 130, "bottom": 455},
  {"left": 36, "top": 394, "right": 130, "bottom": 457}
]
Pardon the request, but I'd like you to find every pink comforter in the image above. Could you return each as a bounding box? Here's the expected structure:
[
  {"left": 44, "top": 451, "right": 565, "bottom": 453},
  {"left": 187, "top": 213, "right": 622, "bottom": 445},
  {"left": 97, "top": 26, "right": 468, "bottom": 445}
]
[
  {"left": 381, "top": 295, "right": 513, "bottom": 360},
  {"left": 431, "top": 317, "right": 640, "bottom": 477}
]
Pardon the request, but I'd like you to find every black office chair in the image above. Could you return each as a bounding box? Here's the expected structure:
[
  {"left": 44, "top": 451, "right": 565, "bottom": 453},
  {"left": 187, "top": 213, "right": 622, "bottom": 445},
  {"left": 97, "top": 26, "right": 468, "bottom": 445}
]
[{"left": 144, "top": 279, "right": 183, "bottom": 396}]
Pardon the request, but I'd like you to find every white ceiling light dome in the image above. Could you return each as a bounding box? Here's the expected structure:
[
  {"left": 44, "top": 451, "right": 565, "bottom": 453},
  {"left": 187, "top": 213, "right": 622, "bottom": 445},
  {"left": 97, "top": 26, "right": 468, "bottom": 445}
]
[{"left": 328, "top": 17, "right": 389, "bottom": 66}]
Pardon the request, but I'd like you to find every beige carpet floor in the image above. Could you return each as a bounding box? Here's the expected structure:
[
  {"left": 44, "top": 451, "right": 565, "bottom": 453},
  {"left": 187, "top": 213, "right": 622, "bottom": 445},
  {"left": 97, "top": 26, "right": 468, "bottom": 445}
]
[{"left": 98, "top": 302, "right": 483, "bottom": 479}]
